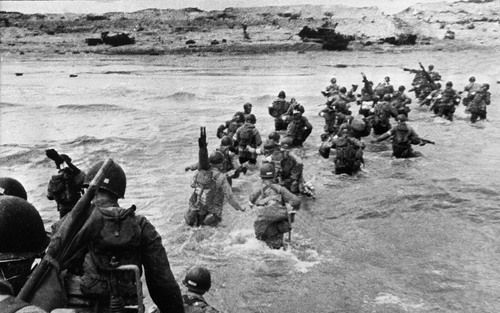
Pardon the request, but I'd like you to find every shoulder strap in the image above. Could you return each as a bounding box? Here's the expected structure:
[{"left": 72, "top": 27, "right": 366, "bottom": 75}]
[{"left": 0, "top": 296, "right": 31, "bottom": 313}]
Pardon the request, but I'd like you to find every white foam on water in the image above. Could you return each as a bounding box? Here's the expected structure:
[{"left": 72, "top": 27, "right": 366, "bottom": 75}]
[
  {"left": 222, "top": 229, "right": 323, "bottom": 273},
  {"left": 374, "top": 292, "right": 426, "bottom": 311}
]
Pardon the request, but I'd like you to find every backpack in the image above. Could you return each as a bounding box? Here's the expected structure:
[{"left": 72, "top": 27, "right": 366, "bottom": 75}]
[
  {"left": 217, "top": 147, "right": 234, "bottom": 173},
  {"left": 393, "top": 124, "right": 411, "bottom": 146},
  {"left": 335, "top": 138, "right": 361, "bottom": 169},
  {"left": 190, "top": 170, "right": 223, "bottom": 210},
  {"left": 238, "top": 125, "right": 255, "bottom": 147},
  {"left": 81, "top": 205, "right": 142, "bottom": 298}
]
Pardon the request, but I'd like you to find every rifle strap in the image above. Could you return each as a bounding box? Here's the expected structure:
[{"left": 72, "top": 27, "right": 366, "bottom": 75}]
[{"left": 45, "top": 254, "right": 61, "bottom": 272}]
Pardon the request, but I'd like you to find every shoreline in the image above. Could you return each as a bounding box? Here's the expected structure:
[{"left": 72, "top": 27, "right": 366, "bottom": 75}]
[{"left": 1, "top": 1, "right": 499, "bottom": 57}]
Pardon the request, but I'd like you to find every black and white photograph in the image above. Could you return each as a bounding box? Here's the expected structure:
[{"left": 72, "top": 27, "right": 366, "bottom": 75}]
[{"left": 1, "top": 0, "right": 499, "bottom": 312}]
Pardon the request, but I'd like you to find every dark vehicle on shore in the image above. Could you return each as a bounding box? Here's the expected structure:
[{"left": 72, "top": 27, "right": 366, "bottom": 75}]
[
  {"left": 298, "top": 23, "right": 354, "bottom": 51},
  {"left": 85, "top": 31, "right": 135, "bottom": 47}
]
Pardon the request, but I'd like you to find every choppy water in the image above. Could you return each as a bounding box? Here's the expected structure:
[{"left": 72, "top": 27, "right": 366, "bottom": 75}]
[{"left": 1, "top": 48, "right": 500, "bottom": 313}]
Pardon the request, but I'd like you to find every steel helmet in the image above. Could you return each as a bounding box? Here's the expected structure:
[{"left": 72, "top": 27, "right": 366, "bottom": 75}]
[
  {"left": 339, "top": 87, "right": 347, "bottom": 93},
  {"left": 209, "top": 151, "right": 224, "bottom": 165},
  {"left": 221, "top": 136, "right": 233, "bottom": 147},
  {"left": 263, "top": 139, "right": 279, "bottom": 151},
  {"left": 278, "top": 90, "right": 286, "bottom": 99},
  {"left": 243, "top": 102, "right": 252, "bottom": 110},
  {"left": 0, "top": 196, "right": 49, "bottom": 260},
  {"left": 268, "top": 131, "right": 280, "bottom": 142},
  {"left": 396, "top": 114, "right": 408, "bottom": 122},
  {"left": 245, "top": 114, "right": 256, "bottom": 124},
  {"left": 183, "top": 266, "right": 211, "bottom": 294},
  {"left": 469, "top": 76, "right": 476, "bottom": 82},
  {"left": 260, "top": 163, "right": 275, "bottom": 179},
  {"left": 384, "top": 76, "right": 390, "bottom": 81},
  {"left": 428, "top": 64, "right": 434, "bottom": 70},
  {"left": 84, "top": 160, "right": 126, "bottom": 198},
  {"left": 398, "top": 85, "right": 405, "bottom": 92},
  {"left": 446, "top": 81, "right": 453, "bottom": 87},
  {"left": 350, "top": 118, "right": 366, "bottom": 132},
  {"left": 0, "top": 177, "right": 27, "bottom": 200},
  {"left": 330, "top": 77, "right": 336, "bottom": 83}
]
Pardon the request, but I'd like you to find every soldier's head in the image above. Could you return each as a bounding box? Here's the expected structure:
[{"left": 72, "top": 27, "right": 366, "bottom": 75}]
[
  {"left": 0, "top": 196, "right": 49, "bottom": 295},
  {"left": 245, "top": 114, "right": 256, "bottom": 124},
  {"left": 384, "top": 76, "right": 390, "bottom": 82},
  {"left": 243, "top": 102, "right": 252, "bottom": 114},
  {"left": 290, "top": 97, "right": 297, "bottom": 104},
  {"left": 398, "top": 85, "right": 406, "bottom": 92},
  {"left": 209, "top": 151, "right": 224, "bottom": 169},
  {"left": 278, "top": 90, "right": 286, "bottom": 99},
  {"left": 263, "top": 139, "right": 280, "bottom": 157},
  {"left": 339, "top": 87, "right": 347, "bottom": 94},
  {"left": 268, "top": 131, "right": 280, "bottom": 142},
  {"left": 396, "top": 114, "right": 408, "bottom": 123},
  {"left": 84, "top": 160, "right": 126, "bottom": 199},
  {"left": 383, "top": 94, "right": 392, "bottom": 101},
  {"left": 436, "top": 82, "right": 442, "bottom": 89},
  {"left": 183, "top": 266, "right": 212, "bottom": 295},
  {"left": 481, "top": 83, "right": 490, "bottom": 91},
  {"left": 292, "top": 109, "right": 303, "bottom": 119},
  {"left": 220, "top": 136, "right": 233, "bottom": 147},
  {"left": 428, "top": 64, "right": 434, "bottom": 71},
  {"left": 330, "top": 77, "right": 337, "bottom": 84},
  {"left": 0, "top": 177, "right": 27, "bottom": 200},
  {"left": 446, "top": 81, "right": 453, "bottom": 88},
  {"left": 469, "top": 76, "right": 476, "bottom": 83}
]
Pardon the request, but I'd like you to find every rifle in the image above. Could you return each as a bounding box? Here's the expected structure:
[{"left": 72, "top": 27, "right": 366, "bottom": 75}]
[
  {"left": 403, "top": 67, "right": 419, "bottom": 73},
  {"left": 17, "top": 159, "right": 115, "bottom": 312},
  {"left": 46, "top": 149, "right": 79, "bottom": 173},
  {"left": 285, "top": 204, "right": 295, "bottom": 250},
  {"left": 418, "top": 62, "right": 437, "bottom": 89},
  {"left": 420, "top": 138, "right": 435, "bottom": 145}
]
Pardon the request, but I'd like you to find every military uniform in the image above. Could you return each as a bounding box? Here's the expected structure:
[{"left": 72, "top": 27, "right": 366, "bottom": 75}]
[
  {"left": 438, "top": 87, "right": 458, "bottom": 121},
  {"left": 182, "top": 291, "right": 219, "bottom": 313},
  {"left": 235, "top": 122, "right": 262, "bottom": 165},
  {"left": 250, "top": 183, "right": 300, "bottom": 249},
  {"left": 268, "top": 98, "right": 290, "bottom": 131},
  {"left": 0, "top": 295, "right": 47, "bottom": 313},
  {"left": 281, "top": 115, "right": 313, "bottom": 147},
  {"left": 264, "top": 150, "right": 304, "bottom": 194},
  {"left": 186, "top": 168, "right": 234, "bottom": 227},
  {"left": 388, "top": 123, "right": 421, "bottom": 158},
  {"left": 372, "top": 101, "right": 397, "bottom": 135},
  {"left": 331, "top": 135, "right": 364, "bottom": 175},
  {"left": 66, "top": 199, "right": 184, "bottom": 313},
  {"left": 469, "top": 89, "right": 491, "bottom": 123}
]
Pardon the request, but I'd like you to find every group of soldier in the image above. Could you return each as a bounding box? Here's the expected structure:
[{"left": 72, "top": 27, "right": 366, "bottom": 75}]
[
  {"left": 1, "top": 156, "right": 217, "bottom": 312},
  {"left": 1, "top": 62, "right": 493, "bottom": 313},
  {"left": 182, "top": 62, "right": 493, "bottom": 260}
]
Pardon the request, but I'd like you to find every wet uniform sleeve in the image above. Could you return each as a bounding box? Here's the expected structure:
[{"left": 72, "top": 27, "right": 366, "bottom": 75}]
[
  {"left": 139, "top": 217, "right": 184, "bottom": 313},
  {"left": 254, "top": 130, "right": 262, "bottom": 147},
  {"left": 278, "top": 186, "right": 301, "bottom": 211},
  {"left": 303, "top": 117, "right": 313, "bottom": 130},
  {"left": 408, "top": 127, "right": 421, "bottom": 145},
  {"left": 249, "top": 188, "right": 263, "bottom": 204}
]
